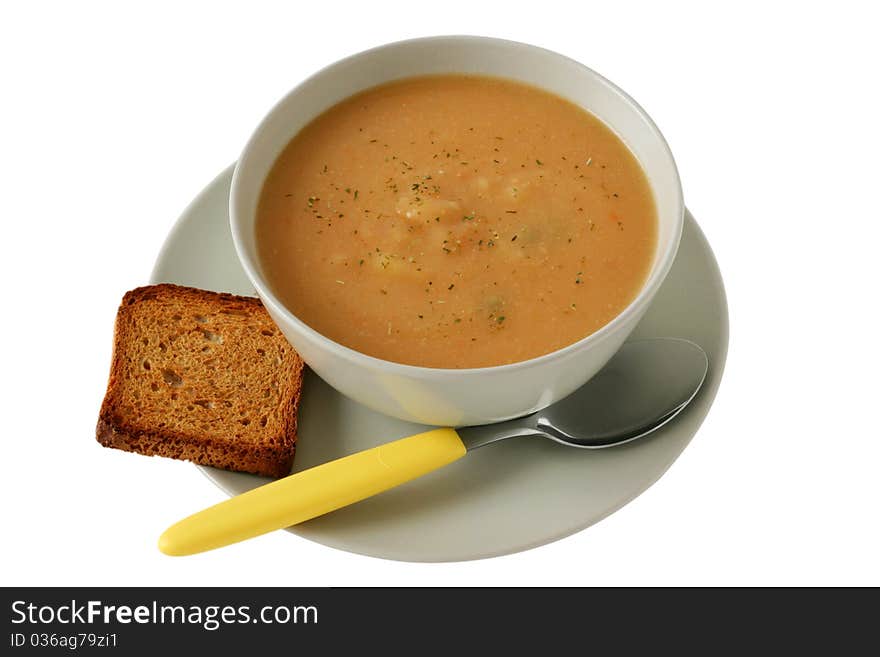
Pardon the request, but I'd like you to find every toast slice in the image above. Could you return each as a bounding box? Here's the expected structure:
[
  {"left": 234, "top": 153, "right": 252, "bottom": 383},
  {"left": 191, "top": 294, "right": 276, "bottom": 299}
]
[{"left": 96, "top": 284, "right": 305, "bottom": 478}]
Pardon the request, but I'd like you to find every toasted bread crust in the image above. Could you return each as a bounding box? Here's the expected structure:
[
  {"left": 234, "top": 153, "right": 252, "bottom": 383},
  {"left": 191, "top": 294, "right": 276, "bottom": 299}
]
[{"left": 96, "top": 284, "right": 304, "bottom": 478}]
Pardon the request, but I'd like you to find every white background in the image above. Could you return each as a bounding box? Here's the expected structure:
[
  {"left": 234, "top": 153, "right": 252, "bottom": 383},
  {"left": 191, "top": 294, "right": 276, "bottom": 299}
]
[{"left": 2, "top": 1, "right": 878, "bottom": 586}]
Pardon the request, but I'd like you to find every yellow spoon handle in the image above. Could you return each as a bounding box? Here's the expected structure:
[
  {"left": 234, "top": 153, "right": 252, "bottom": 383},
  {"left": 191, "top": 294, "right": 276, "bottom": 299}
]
[{"left": 158, "top": 428, "right": 466, "bottom": 556}]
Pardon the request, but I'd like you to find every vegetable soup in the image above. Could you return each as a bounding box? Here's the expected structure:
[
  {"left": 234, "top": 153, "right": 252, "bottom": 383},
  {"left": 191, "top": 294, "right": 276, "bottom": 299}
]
[{"left": 256, "top": 75, "right": 657, "bottom": 368}]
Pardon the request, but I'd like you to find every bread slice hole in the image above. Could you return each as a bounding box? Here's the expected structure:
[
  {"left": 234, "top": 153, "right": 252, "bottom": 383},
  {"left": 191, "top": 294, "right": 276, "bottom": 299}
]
[
  {"left": 162, "top": 369, "right": 183, "bottom": 387},
  {"left": 201, "top": 329, "right": 223, "bottom": 343},
  {"left": 261, "top": 329, "right": 275, "bottom": 336},
  {"left": 194, "top": 315, "right": 208, "bottom": 323},
  {"left": 142, "top": 360, "right": 151, "bottom": 370},
  {"left": 193, "top": 399, "right": 214, "bottom": 410}
]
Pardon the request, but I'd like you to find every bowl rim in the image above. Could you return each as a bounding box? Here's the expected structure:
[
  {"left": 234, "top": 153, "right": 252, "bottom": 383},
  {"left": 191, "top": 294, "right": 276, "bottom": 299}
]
[{"left": 230, "top": 34, "right": 684, "bottom": 378}]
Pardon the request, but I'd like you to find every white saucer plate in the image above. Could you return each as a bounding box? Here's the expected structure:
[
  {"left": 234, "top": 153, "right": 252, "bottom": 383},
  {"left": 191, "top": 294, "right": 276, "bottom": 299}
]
[{"left": 152, "top": 165, "right": 729, "bottom": 562}]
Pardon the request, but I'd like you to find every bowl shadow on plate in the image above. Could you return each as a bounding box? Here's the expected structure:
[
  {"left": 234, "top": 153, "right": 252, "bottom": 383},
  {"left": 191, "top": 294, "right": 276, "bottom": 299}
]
[
  {"left": 296, "top": 438, "right": 547, "bottom": 535},
  {"left": 291, "top": 370, "right": 546, "bottom": 531}
]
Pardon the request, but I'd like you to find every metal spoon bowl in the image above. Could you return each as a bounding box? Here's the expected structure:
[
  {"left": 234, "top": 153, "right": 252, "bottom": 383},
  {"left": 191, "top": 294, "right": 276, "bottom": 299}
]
[{"left": 460, "top": 338, "right": 708, "bottom": 451}]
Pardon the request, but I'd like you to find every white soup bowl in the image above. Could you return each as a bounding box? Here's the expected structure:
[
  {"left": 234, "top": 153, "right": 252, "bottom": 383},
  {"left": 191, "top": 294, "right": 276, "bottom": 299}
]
[{"left": 230, "top": 36, "right": 683, "bottom": 426}]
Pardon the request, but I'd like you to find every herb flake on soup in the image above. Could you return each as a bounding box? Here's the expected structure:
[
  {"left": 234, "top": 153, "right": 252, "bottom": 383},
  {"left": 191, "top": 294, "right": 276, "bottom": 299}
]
[{"left": 256, "top": 75, "right": 657, "bottom": 368}]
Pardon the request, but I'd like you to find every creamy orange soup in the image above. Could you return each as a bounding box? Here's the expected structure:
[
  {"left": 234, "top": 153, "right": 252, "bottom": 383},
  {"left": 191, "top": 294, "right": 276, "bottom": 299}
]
[{"left": 257, "top": 75, "right": 657, "bottom": 368}]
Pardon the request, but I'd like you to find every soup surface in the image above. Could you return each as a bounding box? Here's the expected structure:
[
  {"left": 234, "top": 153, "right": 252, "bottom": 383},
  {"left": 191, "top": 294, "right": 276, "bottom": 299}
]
[{"left": 257, "top": 75, "right": 657, "bottom": 368}]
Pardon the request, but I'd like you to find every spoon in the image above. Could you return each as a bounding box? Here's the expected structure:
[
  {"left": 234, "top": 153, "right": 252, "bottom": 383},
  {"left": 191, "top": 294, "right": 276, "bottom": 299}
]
[{"left": 159, "top": 337, "right": 708, "bottom": 556}]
